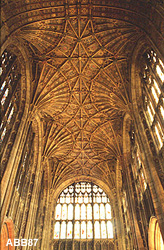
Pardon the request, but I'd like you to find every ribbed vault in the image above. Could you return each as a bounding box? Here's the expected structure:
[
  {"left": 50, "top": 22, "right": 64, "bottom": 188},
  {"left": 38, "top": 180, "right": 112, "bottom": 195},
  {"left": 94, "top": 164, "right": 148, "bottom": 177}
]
[{"left": 2, "top": 0, "right": 147, "bottom": 189}]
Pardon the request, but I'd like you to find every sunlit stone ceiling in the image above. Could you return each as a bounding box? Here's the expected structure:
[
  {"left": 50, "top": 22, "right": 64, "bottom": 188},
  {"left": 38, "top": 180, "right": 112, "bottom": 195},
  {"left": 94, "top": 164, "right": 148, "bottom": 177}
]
[{"left": 2, "top": 0, "right": 146, "bottom": 189}]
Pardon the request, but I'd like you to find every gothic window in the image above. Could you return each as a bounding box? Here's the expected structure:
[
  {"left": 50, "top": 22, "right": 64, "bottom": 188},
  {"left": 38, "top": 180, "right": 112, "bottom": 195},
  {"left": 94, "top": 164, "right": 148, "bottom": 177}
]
[
  {"left": 148, "top": 217, "right": 164, "bottom": 250},
  {"left": 0, "top": 49, "right": 21, "bottom": 178},
  {"left": 54, "top": 182, "right": 113, "bottom": 240},
  {"left": 130, "top": 134, "right": 155, "bottom": 248},
  {"left": 141, "top": 49, "right": 164, "bottom": 150}
]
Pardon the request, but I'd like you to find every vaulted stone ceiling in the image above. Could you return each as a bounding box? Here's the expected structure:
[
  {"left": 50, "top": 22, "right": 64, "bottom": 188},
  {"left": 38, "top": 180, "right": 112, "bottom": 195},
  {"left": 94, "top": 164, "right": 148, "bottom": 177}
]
[{"left": 2, "top": 0, "right": 151, "bottom": 189}]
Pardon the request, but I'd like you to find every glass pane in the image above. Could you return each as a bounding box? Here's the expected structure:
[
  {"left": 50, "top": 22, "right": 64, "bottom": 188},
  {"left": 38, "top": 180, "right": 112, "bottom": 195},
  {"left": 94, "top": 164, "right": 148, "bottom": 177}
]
[
  {"left": 156, "top": 65, "right": 164, "bottom": 82},
  {"left": 67, "top": 222, "right": 73, "bottom": 239},
  {"left": 69, "top": 185, "right": 74, "bottom": 193},
  {"left": 61, "top": 222, "right": 66, "bottom": 239},
  {"left": 54, "top": 222, "right": 60, "bottom": 239},
  {"left": 78, "top": 192, "right": 83, "bottom": 203},
  {"left": 106, "top": 204, "right": 111, "bottom": 219},
  {"left": 74, "top": 222, "right": 80, "bottom": 239},
  {"left": 153, "top": 79, "right": 161, "bottom": 95},
  {"left": 100, "top": 204, "right": 105, "bottom": 219},
  {"left": 93, "top": 185, "right": 98, "bottom": 193},
  {"left": 101, "top": 221, "right": 107, "bottom": 238},
  {"left": 0, "top": 81, "right": 6, "bottom": 94},
  {"left": 66, "top": 193, "right": 70, "bottom": 203},
  {"left": 55, "top": 204, "right": 61, "bottom": 220},
  {"left": 97, "top": 192, "right": 101, "bottom": 203},
  {"left": 87, "top": 221, "right": 93, "bottom": 239},
  {"left": 102, "top": 192, "right": 107, "bottom": 203},
  {"left": 1, "top": 88, "right": 9, "bottom": 105},
  {"left": 68, "top": 204, "right": 73, "bottom": 220},
  {"left": 94, "top": 204, "right": 99, "bottom": 219},
  {"left": 84, "top": 193, "right": 88, "bottom": 203},
  {"left": 160, "top": 105, "right": 164, "bottom": 119},
  {"left": 60, "top": 193, "right": 64, "bottom": 203},
  {"left": 81, "top": 204, "right": 86, "bottom": 220},
  {"left": 75, "top": 183, "right": 80, "bottom": 193},
  {"left": 151, "top": 86, "right": 158, "bottom": 104},
  {"left": 7, "top": 106, "right": 14, "bottom": 124},
  {"left": 88, "top": 193, "right": 92, "bottom": 203},
  {"left": 64, "top": 188, "right": 68, "bottom": 193},
  {"left": 155, "top": 125, "right": 163, "bottom": 149},
  {"left": 75, "top": 204, "right": 80, "bottom": 220},
  {"left": 94, "top": 221, "right": 100, "bottom": 239},
  {"left": 107, "top": 221, "right": 113, "bottom": 238},
  {"left": 159, "top": 58, "right": 164, "bottom": 69},
  {"left": 87, "top": 183, "right": 91, "bottom": 193},
  {"left": 81, "top": 182, "right": 85, "bottom": 193},
  {"left": 81, "top": 221, "right": 86, "bottom": 239},
  {"left": 87, "top": 204, "right": 92, "bottom": 220},
  {"left": 62, "top": 204, "right": 67, "bottom": 220},
  {"left": 0, "top": 127, "right": 6, "bottom": 143}
]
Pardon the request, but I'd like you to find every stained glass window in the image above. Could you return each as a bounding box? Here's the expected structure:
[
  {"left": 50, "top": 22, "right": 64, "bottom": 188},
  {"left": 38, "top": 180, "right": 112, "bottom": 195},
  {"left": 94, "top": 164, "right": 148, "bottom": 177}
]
[
  {"left": 141, "top": 49, "right": 164, "bottom": 150},
  {"left": 54, "top": 182, "right": 113, "bottom": 240}
]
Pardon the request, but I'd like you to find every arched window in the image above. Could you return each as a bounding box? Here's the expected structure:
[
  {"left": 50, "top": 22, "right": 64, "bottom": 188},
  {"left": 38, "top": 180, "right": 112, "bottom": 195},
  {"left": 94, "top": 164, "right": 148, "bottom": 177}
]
[
  {"left": 141, "top": 49, "right": 164, "bottom": 151},
  {"left": 0, "top": 218, "right": 15, "bottom": 249},
  {"left": 0, "top": 49, "right": 22, "bottom": 179},
  {"left": 148, "top": 217, "right": 164, "bottom": 250},
  {"left": 54, "top": 182, "right": 113, "bottom": 241}
]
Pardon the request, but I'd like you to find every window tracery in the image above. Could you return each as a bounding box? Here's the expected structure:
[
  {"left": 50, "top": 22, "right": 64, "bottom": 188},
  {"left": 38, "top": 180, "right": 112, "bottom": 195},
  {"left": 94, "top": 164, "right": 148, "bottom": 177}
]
[
  {"left": 128, "top": 126, "right": 155, "bottom": 248},
  {"left": 0, "top": 49, "right": 22, "bottom": 179},
  {"left": 141, "top": 49, "right": 164, "bottom": 151},
  {"left": 54, "top": 182, "right": 113, "bottom": 241}
]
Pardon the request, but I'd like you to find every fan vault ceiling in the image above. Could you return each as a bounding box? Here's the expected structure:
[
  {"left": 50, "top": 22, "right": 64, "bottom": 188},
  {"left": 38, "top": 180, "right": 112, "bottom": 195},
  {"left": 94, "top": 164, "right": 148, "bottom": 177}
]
[{"left": 2, "top": 0, "right": 146, "bottom": 189}]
